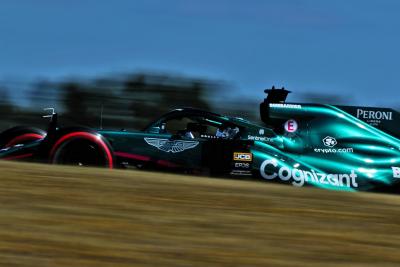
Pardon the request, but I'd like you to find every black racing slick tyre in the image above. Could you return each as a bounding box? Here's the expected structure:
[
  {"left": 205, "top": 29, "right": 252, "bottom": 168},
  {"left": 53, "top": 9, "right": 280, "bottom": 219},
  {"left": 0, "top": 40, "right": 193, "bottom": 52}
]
[
  {"left": 0, "top": 126, "right": 46, "bottom": 149},
  {"left": 48, "top": 130, "right": 114, "bottom": 169}
]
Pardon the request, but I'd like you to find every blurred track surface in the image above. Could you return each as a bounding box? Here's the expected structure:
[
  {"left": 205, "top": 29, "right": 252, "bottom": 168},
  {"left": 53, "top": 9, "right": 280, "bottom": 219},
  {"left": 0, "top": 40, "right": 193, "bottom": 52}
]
[{"left": 0, "top": 161, "right": 400, "bottom": 266}]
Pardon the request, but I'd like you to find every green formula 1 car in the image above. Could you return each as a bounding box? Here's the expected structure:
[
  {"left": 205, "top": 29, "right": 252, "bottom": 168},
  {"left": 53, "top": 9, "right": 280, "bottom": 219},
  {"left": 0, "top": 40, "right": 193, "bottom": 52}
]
[{"left": 1, "top": 87, "right": 399, "bottom": 193}]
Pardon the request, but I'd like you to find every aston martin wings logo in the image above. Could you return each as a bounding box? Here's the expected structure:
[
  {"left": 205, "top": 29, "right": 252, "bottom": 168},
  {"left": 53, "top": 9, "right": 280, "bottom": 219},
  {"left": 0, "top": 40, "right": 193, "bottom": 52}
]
[{"left": 144, "top": 138, "right": 199, "bottom": 153}]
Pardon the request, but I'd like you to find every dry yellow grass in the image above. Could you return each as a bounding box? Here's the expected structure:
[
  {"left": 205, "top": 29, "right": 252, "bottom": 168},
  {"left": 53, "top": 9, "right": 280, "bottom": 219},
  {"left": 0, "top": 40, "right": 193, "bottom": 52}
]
[{"left": 0, "top": 161, "right": 400, "bottom": 266}]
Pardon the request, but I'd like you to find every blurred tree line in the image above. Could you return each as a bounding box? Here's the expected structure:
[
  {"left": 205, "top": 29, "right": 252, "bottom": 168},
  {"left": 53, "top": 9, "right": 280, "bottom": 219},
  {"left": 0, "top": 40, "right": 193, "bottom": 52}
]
[
  {"left": 0, "top": 72, "right": 259, "bottom": 131},
  {"left": 2, "top": 72, "right": 398, "bottom": 133}
]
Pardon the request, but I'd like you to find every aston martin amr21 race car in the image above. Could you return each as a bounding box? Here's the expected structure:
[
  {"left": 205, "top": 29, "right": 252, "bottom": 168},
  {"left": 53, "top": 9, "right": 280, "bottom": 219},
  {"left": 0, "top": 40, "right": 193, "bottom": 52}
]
[{"left": 1, "top": 88, "right": 400, "bottom": 193}]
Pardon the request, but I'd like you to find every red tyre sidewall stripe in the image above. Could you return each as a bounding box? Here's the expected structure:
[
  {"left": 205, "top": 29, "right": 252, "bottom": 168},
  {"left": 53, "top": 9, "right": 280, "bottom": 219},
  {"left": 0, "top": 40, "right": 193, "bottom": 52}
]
[
  {"left": 5, "top": 133, "right": 45, "bottom": 148},
  {"left": 50, "top": 132, "right": 113, "bottom": 169},
  {"left": 3, "top": 153, "right": 34, "bottom": 161},
  {"left": 156, "top": 159, "right": 181, "bottom": 168},
  {"left": 114, "top": 151, "right": 151, "bottom": 162}
]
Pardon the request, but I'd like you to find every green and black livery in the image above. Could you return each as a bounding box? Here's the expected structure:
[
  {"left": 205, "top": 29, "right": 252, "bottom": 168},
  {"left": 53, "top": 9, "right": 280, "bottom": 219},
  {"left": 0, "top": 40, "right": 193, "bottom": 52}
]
[{"left": 1, "top": 88, "right": 399, "bottom": 193}]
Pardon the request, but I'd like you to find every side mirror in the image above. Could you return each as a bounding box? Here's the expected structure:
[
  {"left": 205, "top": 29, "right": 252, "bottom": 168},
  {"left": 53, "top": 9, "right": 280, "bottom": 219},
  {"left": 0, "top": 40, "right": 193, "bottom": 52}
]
[{"left": 42, "top": 108, "right": 58, "bottom": 134}]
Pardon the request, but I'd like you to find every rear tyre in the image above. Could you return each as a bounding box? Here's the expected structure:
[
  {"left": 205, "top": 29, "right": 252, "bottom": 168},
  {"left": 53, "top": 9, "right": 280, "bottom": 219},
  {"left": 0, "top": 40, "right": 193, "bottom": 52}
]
[
  {"left": 49, "top": 131, "right": 114, "bottom": 169},
  {"left": 0, "top": 126, "right": 46, "bottom": 149}
]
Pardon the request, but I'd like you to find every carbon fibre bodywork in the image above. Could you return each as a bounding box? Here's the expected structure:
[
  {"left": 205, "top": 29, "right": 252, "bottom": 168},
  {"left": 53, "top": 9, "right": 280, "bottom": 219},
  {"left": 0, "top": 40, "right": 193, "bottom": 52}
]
[{"left": 1, "top": 89, "right": 400, "bottom": 193}]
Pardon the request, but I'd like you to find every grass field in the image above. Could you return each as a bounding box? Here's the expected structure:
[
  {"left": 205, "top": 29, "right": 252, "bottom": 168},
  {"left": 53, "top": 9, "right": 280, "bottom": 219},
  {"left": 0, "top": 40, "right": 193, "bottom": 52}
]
[{"left": 0, "top": 161, "right": 400, "bottom": 266}]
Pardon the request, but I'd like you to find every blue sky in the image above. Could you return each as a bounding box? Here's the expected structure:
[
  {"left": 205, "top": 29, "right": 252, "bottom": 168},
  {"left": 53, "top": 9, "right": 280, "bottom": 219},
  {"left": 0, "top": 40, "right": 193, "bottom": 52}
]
[{"left": 1, "top": 0, "right": 399, "bottom": 107}]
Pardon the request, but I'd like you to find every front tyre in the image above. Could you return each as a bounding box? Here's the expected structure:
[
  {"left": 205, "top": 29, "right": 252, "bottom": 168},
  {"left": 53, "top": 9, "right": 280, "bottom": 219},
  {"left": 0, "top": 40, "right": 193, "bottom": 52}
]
[
  {"left": 0, "top": 126, "right": 46, "bottom": 149},
  {"left": 49, "top": 131, "right": 114, "bottom": 169}
]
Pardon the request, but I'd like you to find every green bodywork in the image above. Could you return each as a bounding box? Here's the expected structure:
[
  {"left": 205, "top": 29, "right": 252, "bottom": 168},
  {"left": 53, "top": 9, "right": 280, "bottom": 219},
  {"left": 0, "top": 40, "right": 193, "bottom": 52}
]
[
  {"left": 97, "top": 101, "right": 400, "bottom": 192},
  {"left": 1, "top": 92, "right": 399, "bottom": 193},
  {"left": 253, "top": 103, "right": 400, "bottom": 192}
]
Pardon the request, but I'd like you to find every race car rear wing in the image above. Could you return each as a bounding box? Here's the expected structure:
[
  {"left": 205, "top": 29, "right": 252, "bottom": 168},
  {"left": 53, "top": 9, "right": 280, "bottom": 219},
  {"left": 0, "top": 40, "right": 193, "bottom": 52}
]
[{"left": 260, "top": 86, "right": 400, "bottom": 138}]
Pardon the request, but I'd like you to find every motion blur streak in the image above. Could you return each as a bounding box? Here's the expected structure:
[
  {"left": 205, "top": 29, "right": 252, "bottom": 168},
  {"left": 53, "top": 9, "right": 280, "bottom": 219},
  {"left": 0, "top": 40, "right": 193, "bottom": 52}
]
[
  {"left": 0, "top": 72, "right": 259, "bottom": 132},
  {"left": 0, "top": 161, "right": 400, "bottom": 266}
]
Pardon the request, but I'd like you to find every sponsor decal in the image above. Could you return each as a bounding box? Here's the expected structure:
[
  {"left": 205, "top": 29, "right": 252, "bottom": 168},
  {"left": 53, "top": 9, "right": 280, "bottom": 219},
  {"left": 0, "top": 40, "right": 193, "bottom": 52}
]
[
  {"left": 270, "top": 103, "right": 302, "bottom": 109},
  {"left": 144, "top": 138, "right": 199, "bottom": 153},
  {"left": 247, "top": 135, "right": 269, "bottom": 141},
  {"left": 259, "top": 129, "right": 265, "bottom": 135},
  {"left": 322, "top": 136, "right": 337, "bottom": 147},
  {"left": 357, "top": 109, "right": 393, "bottom": 121},
  {"left": 260, "top": 159, "right": 358, "bottom": 188},
  {"left": 235, "top": 162, "right": 250, "bottom": 169},
  {"left": 231, "top": 170, "right": 252, "bottom": 176},
  {"left": 356, "top": 109, "right": 393, "bottom": 126},
  {"left": 314, "top": 147, "right": 354, "bottom": 154},
  {"left": 392, "top": 167, "right": 400, "bottom": 178},
  {"left": 314, "top": 136, "right": 354, "bottom": 154},
  {"left": 200, "top": 134, "right": 218, "bottom": 139},
  {"left": 284, "top": 119, "right": 298, "bottom": 133},
  {"left": 233, "top": 152, "right": 252, "bottom": 162}
]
